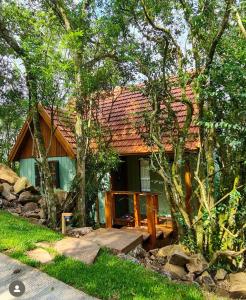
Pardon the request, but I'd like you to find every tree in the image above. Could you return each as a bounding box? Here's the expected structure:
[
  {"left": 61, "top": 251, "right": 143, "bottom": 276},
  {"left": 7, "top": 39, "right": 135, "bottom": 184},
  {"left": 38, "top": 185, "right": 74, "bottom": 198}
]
[
  {"left": 112, "top": 0, "right": 245, "bottom": 265},
  {"left": 44, "top": 0, "right": 126, "bottom": 225},
  {"left": 0, "top": 56, "right": 27, "bottom": 163},
  {"left": 0, "top": 1, "right": 66, "bottom": 227}
]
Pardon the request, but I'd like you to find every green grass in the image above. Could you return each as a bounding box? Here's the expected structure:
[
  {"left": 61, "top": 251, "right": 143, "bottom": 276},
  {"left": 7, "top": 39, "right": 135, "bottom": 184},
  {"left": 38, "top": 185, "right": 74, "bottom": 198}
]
[{"left": 0, "top": 210, "right": 204, "bottom": 300}]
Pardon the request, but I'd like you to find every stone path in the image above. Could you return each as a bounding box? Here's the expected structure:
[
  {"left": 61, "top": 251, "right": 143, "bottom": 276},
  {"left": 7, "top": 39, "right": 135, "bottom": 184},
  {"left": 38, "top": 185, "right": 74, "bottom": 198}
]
[
  {"left": 0, "top": 253, "right": 98, "bottom": 300},
  {"left": 54, "top": 237, "right": 100, "bottom": 265},
  {"left": 83, "top": 228, "right": 143, "bottom": 253}
]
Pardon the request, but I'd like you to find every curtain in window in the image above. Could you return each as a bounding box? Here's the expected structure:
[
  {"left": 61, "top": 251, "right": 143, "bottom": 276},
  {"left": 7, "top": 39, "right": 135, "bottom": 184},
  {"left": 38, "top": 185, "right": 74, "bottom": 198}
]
[{"left": 140, "top": 159, "right": 150, "bottom": 192}]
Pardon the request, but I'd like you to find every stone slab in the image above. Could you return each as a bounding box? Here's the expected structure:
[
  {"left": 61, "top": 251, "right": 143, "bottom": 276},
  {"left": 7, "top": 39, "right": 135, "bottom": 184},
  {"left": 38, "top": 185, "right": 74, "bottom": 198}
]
[
  {"left": 27, "top": 248, "right": 53, "bottom": 264},
  {"left": 54, "top": 237, "right": 100, "bottom": 265},
  {"left": 0, "top": 253, "right": 97, "bottom": 299},
  {"left": 83, "top": 228, "right": 143, "bottom": 253}
]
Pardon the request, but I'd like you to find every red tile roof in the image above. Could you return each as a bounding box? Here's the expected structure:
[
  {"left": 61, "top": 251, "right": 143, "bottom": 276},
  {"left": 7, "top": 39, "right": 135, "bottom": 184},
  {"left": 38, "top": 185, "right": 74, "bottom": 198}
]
[{"left": 44, "top": 85, "right": 199, "bottom": 156}]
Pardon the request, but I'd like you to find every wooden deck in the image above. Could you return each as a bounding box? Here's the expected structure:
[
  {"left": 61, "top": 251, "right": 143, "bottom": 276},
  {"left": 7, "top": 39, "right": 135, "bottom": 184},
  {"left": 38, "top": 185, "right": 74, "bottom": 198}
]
[{"left": 105, "top": 191, "right": 173, "bottom": 249}]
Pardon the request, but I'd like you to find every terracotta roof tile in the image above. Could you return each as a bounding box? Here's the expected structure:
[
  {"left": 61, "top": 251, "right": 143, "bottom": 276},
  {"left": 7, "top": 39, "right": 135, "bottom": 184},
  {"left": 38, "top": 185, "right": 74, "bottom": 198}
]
[{"left": 44, "top": 85, "right": 199, "bottom": 155}]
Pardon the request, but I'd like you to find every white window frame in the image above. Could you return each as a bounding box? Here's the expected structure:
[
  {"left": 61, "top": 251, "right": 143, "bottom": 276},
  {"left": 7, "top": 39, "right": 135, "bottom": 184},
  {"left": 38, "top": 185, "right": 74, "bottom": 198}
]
[{"left": 140, "top": 159, "right": 151, "bottom": 192}]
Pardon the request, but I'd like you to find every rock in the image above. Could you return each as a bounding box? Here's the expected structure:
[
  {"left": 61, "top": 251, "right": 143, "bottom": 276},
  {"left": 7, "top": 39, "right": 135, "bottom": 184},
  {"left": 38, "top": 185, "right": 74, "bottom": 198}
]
[
  {"left": 214, "top": 268, "right": 227, "bottom": 281},
  {"left": 1, "top": 199, "right": 14, "bottom": 208},
  {"left": 128, "top": 245, "right": 147, "bottom": 259},
  {"left": 157, "top": 244, "right": 189, "bottom": 258},
  {"left": 228, "top": 272, "right": 246, "bottom": 299},
  {"left": 22, "top": 202, "right": 39, "bottom": 212},
  {"left": 186, "top": 253, "right": 208, "bottom": 275},
  {"left": 215, "top": 279, "right": 230, "bottom": 298},
  {"left": 0, "top": 183, "right": 16, "bottom": 201},
  {"left": 149, "top": 248, "right": 159, "bottom": 256},
  {"left": 54, "top": 237, "right": 100, "bottom": 265},
  {"left": 162, "top": 262, "right": 187, "bottom": 280},
  {"left": 0, "top": 164, "right": 19, "bottom": 184},
  {"left": 196, "top": 271, "right": 215, "bottom": 291},
  {"left": 25, "top": 185, "right": 39, "bottom": 194},
  {"left": 13, "top": 177, "right": 29, "bottom": 194},
  {"left": 11, "top": 206, "right": 22, "bottom": 214},
  {"left": 19, "top": 191, "right": 41, "bottom": 204},
  {"left": 181, "top": 272, "right": 195, "bottom": 282},
  {"left": 118, "top": 253, "right": 140, "bottom": 264},
  {"left": 27, "top": 248, "right": 53, "bottom": 264},
  {"left": 169, "top": 251, "right": 190, "bottom": 267},
  {"left": 38, "top": 219, "right": 46, "bottom": 225},
  {"left": 38, "top": 209, "right": 46, "bottom": 219},
  {"left": 23, "top": 211, "right": 40, "bottom": 218},
  {"left": 68, "top": 227, "right": 93, "bottom": 238}
]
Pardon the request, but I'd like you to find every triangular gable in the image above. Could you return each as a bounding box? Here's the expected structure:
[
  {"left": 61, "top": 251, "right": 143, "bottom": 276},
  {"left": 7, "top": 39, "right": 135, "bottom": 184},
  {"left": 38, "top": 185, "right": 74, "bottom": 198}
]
[{"left": 9, "top": 105, "right": 76, "bottom": 161}]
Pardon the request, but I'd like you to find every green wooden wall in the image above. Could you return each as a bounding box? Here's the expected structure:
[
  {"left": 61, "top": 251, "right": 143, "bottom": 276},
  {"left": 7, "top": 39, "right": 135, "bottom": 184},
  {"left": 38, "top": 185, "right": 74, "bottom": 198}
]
[{"left": 19, "top": 157, "right": 76, "bottom": 192}]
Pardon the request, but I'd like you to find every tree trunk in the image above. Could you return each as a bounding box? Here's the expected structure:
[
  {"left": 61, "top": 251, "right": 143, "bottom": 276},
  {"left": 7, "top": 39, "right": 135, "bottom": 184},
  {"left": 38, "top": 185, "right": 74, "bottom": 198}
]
[{"left": 32, "top": 107, "right": 57, "bottom": 228}]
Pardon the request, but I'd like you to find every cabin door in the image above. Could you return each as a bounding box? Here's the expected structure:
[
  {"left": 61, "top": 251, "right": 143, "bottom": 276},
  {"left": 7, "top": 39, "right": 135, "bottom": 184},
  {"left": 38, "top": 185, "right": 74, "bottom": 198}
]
[{"left": 111, "top": 157, "right": 129, "bottom": 218}]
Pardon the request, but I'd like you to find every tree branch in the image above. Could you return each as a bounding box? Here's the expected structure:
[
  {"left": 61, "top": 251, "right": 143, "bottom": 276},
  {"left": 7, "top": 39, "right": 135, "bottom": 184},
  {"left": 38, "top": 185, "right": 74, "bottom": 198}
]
[
  {"left": 205, "top": 0, "right": 234, "bottom": 72},
  {"left": 0, "top": 18, "right": 26, "bottom": 57}
]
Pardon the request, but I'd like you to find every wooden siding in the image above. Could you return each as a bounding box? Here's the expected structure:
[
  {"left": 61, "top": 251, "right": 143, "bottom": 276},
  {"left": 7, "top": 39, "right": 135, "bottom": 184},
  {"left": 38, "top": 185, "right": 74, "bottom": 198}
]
[
  {"left": 16, "top": 116, "right": 69, "bottom": 160},
  {"left": 19, "top": 157, "right": 76, "bottom": 191}
]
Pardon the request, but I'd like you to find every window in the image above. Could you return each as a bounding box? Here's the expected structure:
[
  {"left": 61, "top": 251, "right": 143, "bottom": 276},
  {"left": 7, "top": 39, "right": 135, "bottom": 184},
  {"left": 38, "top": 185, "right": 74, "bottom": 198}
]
[
  {"left": 140, "top": 159, "right": 151, "bottom": 192},
  {"left": 35, "top": 160, "right": 60, "bottom": 188}
]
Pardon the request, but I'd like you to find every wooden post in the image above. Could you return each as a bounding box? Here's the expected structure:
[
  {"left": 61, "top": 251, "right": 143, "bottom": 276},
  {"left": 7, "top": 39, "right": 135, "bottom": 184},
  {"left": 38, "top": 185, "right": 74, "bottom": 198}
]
[
  {"left": 146, "top": 194, "right": 156, "bottom": 248},
  {"left": 105, "top": 191, "right": 113, "bottom": 228},
  {"left": 133, "top": 192, "right": 141, "bottom": 227},
  {"left": 152, "top": 194, "right": 159, "bottom": 224},
  {"left": 61, "top": 212, "right": 73, "bottom": 235}
]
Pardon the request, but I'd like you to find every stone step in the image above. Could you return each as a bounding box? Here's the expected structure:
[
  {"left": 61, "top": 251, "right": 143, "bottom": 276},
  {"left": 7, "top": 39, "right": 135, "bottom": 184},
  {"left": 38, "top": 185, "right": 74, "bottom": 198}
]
[{"left": 82, "top": 228, "right": 143, "bottom": 254}]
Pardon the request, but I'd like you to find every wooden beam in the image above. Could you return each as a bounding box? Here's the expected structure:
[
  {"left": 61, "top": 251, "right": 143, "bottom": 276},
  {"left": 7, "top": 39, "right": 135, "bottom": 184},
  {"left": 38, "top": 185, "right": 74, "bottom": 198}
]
[
  {"left": 133, "top": 192, "right": 141, "bottom": 227},
  {"left": 105, "top": 191, "right": 113, "bottom": 228},
  {"left": 146, "top": 194, "right": 156, "bottom": 249}
]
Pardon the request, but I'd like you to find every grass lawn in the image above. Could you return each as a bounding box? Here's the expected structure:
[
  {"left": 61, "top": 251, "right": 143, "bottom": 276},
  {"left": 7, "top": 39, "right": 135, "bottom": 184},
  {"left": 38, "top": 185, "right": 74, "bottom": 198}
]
[{"left": 0, "top": 210, "right": 204, "bottom": 300}]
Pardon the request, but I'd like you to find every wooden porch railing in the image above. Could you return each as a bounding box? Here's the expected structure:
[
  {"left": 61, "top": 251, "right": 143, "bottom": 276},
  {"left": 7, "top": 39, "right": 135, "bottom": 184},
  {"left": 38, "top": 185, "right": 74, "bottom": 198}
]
[{"left": 105, "top": 191, "right": 159, "bottom": 248}]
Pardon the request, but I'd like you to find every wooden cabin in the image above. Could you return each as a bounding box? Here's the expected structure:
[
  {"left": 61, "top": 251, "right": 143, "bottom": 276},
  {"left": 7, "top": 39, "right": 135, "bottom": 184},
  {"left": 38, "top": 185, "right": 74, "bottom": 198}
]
[{"left": 9, "top": 86, "right": 199, "bottom": 232}]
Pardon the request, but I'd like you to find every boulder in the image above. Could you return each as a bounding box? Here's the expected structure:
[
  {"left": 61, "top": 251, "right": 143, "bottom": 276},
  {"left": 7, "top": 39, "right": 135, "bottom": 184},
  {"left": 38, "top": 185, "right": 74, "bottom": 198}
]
[
  {"left": 38, "top": 209, "right": 46, "bottom": 219},
  {"left": 22, "top": 202, "right": 39, "bottom": 212},
  {"left": 23, "top": 211, "right": 40, "bottom": 219},
  {"left": 186, "top": 253, "right": 208, "bottom": 275},
  {"left": 196, "top": 271, "right": 215, "bottom": 291},
  {"left": 157, "top": 244, "right": 189, "bottom": 258},
  {"left": 0, "top": 164, "right": 19, "bottom": 184},
  {"left": 0, "top": 183, "right": 16, "bottom": 201},
  {"left": 19, "top": 191, "right": 41, "bottom": 204},
  {"left": 228, "top": 272, "right": 246, "bottom": 299},
  {"left": 129, "top": 245, "right": 147, "bottom": 259},
  {"left": 181, "top": 272, "right": 195, "bottom": 282},
  {"left": 13, "top": 177, "right": 29, "bottom": 194},
  {"left": 169, "top": 251, "right": 190, "bottom": 267},
  {"left": 68, "top": 227, "right": 93, "bottom": 238},
  {"left": 1, "top": 199, "right": 14, "bottom": 208},
  {"left": 214, "top": 268, "right": 227, "bottom": 281},
  {"left": 163, "top": 262, "right": 187, "bottom": 280}
]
